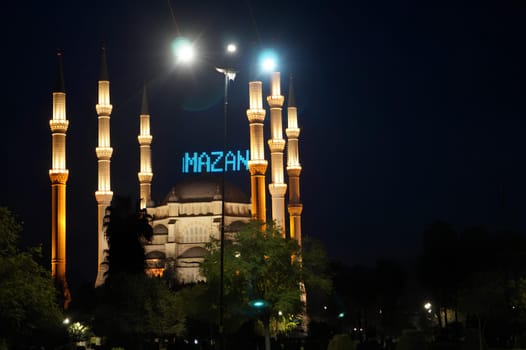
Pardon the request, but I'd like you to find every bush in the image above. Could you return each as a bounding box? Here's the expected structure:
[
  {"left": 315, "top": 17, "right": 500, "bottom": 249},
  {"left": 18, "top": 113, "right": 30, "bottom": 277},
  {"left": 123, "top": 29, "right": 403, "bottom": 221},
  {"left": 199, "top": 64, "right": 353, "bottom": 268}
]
[
  {"left": 396, "top": 329, "right": 428, "bottom": 350},
  {"left": 327, "top": 334, "right": 357, "bottom": 350}
]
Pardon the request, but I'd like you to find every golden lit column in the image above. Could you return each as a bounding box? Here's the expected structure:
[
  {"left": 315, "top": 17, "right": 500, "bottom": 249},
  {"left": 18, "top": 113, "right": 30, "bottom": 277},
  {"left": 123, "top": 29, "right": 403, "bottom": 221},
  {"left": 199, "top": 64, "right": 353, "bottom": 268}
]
[
  {"left": 285, "top": 76, "right": 303, "bottom": 246},
  {"left": 267, "top": 72, "right": 287, "bottom": 236},
  {"left": 138, "top": 86, "right": 153, "bottom": 209},
  {"left": 49, "top": 51, "right": 71, "bottom": 309},
  {"left": 94, "top": 46, "right": 113, "bottom": 287},
  {"left": 246, "top": 81, "right": 268, "bottom": 222},
  {"left": 286, "top": 76, "right": 308, "bottom": 333}
]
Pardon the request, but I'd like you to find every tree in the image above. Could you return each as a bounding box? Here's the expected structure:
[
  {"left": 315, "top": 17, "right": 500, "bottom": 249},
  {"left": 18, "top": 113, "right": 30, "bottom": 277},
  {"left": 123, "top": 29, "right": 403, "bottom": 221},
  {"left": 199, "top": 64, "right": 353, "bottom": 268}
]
[
  {"left": 102, "top": 197, "right": 153, "bottom": 278},
  {"left": 375, "top": 259, "right": 407, "bottom": 338},
  {"left": 0, "top": 207, "right": 64, "bottom": 349},
  {"left": 93, "top": 200, "right": 185, "bottom": 349},
  {"left": 458, "top": 271, "right": 508, "bottom": 350},
  {"left": 193, "top": 220, "right": 332, "bottom": 350},
  {"left": 94, "top": 273, "right": 186, "bottom": 349},
  {"left": 418, "top": 220, "right": 461, "bottom": 330}
]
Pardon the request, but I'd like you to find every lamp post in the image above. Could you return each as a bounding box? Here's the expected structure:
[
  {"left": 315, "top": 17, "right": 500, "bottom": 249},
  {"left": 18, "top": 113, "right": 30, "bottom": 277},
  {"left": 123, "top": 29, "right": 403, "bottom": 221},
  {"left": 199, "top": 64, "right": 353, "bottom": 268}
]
[
  {"left": 172, "top": 39, "right": 237, "bottom": 348},
  {"left": 215, "top": 44, "right": 237, "bottom": 350}
]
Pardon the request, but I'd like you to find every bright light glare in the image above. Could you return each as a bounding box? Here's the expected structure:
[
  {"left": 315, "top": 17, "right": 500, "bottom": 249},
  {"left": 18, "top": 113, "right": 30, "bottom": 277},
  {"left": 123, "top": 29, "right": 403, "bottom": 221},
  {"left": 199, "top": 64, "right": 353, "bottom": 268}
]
[
  {"left": 259, "top": 49, "right": 278, "bottom": 72},
  {"left": 262, "top": 58, "right": 276, "bottom": 72},
  {"left": 424, "top": 302, "right": 432, "bottom": 310},
  {"left": 227, "top": 43, "right": 237, "bottom": 53},
  {"left": 178, "top": 45, "right": 194, "bottom": 63},
  {"left": 171, "top": 37, "right": 195, "bottom": 63}
]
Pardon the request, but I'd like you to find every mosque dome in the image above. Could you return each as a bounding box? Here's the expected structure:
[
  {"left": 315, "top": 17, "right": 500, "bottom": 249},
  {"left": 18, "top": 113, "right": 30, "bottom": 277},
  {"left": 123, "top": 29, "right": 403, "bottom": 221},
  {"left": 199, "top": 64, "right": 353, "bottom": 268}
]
[
  {"left": 146, "top": 250, "right": 166, "bottom": 260},
  {"left": 163, "top": 175, "right": 250, "bottom": 204}
]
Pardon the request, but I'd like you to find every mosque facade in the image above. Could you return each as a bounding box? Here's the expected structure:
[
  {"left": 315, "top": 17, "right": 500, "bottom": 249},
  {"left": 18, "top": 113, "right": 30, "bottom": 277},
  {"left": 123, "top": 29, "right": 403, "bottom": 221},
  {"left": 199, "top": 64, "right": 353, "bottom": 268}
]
[{"left": 49, "top": 46, "right": 303, "bottom": 294}]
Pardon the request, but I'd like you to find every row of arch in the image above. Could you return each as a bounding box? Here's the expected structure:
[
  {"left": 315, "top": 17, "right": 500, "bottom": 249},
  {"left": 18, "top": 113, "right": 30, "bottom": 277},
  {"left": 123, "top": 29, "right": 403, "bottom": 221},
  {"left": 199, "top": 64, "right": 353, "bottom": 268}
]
[{"left": 153, "top": 224, "right": 215, "bottom": 244}]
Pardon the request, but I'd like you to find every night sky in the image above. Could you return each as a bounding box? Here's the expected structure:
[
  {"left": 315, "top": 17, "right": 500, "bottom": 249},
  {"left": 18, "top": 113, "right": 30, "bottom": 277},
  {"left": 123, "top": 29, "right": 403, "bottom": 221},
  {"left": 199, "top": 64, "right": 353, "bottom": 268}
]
[{"left": 3, "top": 1, "right": 526, "bottom": 288}]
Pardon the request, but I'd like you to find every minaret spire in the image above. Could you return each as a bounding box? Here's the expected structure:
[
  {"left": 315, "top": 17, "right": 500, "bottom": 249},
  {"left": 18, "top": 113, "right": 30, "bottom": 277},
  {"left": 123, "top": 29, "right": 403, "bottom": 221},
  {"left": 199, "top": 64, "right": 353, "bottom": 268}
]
[
  {"left": 285, "top": 74, "right": 303, "bottom": 245},
  {"left": 49, "top": 50, "right": 71, "bottom": 309},
  {"left": 138, "top": 85, "right": 153, "bottom": 209},
  {"left": 267, "top": 72, "right": 287, "bottom": 236},
  {"left": 94, "top": 45, "right": 114, "bottom": 287},
  {"left": 246, "top": 81, "right": 268, "bottom": 223},
  {"left": 99, "top": 43, "right": 109, "bottom": 81}
]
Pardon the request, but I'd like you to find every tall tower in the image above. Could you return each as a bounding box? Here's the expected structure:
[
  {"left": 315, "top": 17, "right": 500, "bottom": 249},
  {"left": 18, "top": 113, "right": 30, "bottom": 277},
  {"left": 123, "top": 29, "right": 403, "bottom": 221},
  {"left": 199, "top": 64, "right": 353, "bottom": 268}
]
[
  {"left": 285, "top": 75, "right": 308, "bottom": 333},
  {"left": 138, "top": 86, "right": 153, "bottom": 209},
  {"left": 94, "top": 46, "right": 114, "bottom": 287},
  {"left": 267, "top": 72, "right": 287, "bottom": 235},
  {"left": 285, "top": 76, "right": 303, "bottom": 245},
  {"left": 49, "top": 51, "right": 71, "bottom": 309},
  {"left": 246, "top": 81, "right": 268, "bottom": 223}
]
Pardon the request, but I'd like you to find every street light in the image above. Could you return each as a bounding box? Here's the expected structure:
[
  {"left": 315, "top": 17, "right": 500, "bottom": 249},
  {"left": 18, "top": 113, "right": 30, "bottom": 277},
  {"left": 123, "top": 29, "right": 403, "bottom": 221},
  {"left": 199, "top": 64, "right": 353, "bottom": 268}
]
[
  {"left": 171, "top": 37, "right": 195, "bottom": 64},
  {"left": 169, "top": 39, "right": 236, "bottom": 349},
  {"left": 215, "top": 43, "right": 237, "bottom": 350}
]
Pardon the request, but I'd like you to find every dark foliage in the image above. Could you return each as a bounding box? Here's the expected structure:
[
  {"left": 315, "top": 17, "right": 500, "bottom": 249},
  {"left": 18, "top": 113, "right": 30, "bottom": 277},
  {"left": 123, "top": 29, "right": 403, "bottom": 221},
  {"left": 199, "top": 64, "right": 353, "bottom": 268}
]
[{"left": 103, "top": 197, "right": 153, "bottom": 278}]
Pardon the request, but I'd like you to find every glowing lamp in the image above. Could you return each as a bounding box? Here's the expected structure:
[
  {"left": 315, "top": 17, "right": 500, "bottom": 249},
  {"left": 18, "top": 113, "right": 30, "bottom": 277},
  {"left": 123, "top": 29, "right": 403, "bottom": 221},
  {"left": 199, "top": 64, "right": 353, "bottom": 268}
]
[
  {"left": 227, "top": 43, "right": 237, "bottom": 53},
  {"left": 171, "top": 37, "right": 195, "bottom": 63},
  {"left": 249, "top": 299, "right": 269, "bottom": 309}
]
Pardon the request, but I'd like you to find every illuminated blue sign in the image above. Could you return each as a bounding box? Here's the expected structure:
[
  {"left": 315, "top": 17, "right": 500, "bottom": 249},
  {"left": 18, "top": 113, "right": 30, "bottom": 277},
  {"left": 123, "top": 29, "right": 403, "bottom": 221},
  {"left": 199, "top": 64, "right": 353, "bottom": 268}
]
[{"left": 182, "top": 150, "right": 250, "bottom": 174}]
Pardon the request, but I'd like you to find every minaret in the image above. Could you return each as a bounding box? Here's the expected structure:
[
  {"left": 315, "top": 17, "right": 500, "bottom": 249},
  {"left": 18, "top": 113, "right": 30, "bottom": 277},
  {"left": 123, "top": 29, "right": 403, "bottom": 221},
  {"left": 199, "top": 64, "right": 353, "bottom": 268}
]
[
  {"left": 285, "top": 75, "right": 303, "bottom": 245},
  {"left": 49, "top": 50, "right": 71, "bottom": 309},
  {"left": 138, "top": 86, "right": 153, "bottom": 209},
  {"left": 94, "top": 46, "right": 113, "bottom": 287},
  {"left": 246, "top": 81, "right": 268, "bottom": 223},
  {"left": 286, "top": 75, "right": 308, "bottom": 333},
  {"left": 267, "top": 72, "right": 287, "bottom": 236}
]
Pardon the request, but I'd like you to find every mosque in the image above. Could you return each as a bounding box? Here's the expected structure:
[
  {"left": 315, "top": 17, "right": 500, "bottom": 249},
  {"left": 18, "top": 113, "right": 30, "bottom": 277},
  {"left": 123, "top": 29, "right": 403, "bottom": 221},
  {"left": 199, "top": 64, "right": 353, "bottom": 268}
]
[{"left": 48, "top": 46, "right": 303, "bottom": 307}]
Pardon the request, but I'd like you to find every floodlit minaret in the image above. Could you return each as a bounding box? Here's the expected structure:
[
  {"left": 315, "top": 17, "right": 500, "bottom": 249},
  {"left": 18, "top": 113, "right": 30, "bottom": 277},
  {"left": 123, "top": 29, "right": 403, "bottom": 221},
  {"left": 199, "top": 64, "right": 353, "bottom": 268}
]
[
  {"left": 49, "top": 50, "right": 71, "bottom": 309},
  {"left": 246, "top": 81, "right": 268, "bottom": 222},
  {"left": 94, "top": 46, "right": 113, "bottom": 287},
  {"left": 285, "top": 75, "right": 303, "bottom": 245},
  {"left": 138, "top": 86, "right": 153, "bottom": 209},
  {"left": 286, "top": 75, "right": 308, "bottom": 333},
  {"left": 267, "top": 72, "right": 287, "bottom": 236}
]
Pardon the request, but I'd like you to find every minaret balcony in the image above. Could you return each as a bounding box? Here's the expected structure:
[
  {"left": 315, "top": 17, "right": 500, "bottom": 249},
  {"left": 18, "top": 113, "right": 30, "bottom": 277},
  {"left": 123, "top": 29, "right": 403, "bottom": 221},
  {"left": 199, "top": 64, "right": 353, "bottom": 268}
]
[
  {"left": 286, "top": 166, "right": 302, "bottom": 176},
  {"left": 96, "top": 104, "right": 113, "bottom": 116},
  {"left": 246, "top": 109, "right": 266, "bottom": 123},
  {"left": 95, "top": 190, "right": 113, "bottom": 203},
  {"left": 96, "top": 147, "right": 113, "bottom": 159},
  {"left": 267, "top": 95, "right": 284, "bottom": 108},
  {"left": 268, "top": 139, "right": 286, "bottom": 152},
  {"left": 138, "top": 172, "right": 153, "bottom": 182},
  {"left": 138, "top": 135, "right": 153, "bottom": 144},
  {"left": 269, "top": 183, "right": 287, "bottom": 197},
  {"left": 49, "top": 120, "right": 69, "bottom": 133},
  {"left": 285, "top": 128, "right": 300, "bottom": 138},
  {"left": 248, "top": 160, "right": 268, "bottom": 175},
  {"left": 49, "top": 170, "right": 69, "bottom": 184},
  {"left": 287, "top": 203, "right": 303, "bottom": 216}
]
